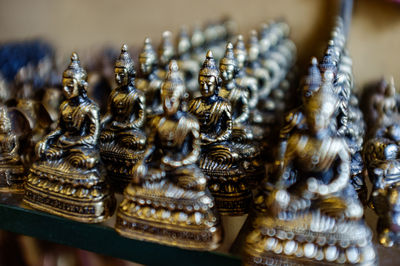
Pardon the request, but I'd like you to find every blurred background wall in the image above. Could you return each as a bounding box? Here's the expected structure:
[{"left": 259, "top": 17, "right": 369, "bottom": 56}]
[{"left": 0, "top": 0, "right": 399, "bottom": 88}]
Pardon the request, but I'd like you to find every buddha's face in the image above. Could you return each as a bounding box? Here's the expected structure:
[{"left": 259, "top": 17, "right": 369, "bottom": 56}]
[
  {"left": 139, "top": 57, "right": 154, "bottom": 76},
  {"left": 234, "top": 51, "right": 246, "bottom": 69},
  {"left": 115, "top": 67, "right": 128, "bottom": 86},
  {"left": 305, "top": 98, "right": 335, "bottom": 134},
  {"left": 62, "top": 77, "right": 80, "bottom": 99},
  {"left": 199, "top": 75, "right": 217, "bottom": 97},
  {"left": 220, "top": 64, "right": 235, "bottom": 82},
  {"left": 162, "top": 92, "right": 180, "bottom": 116}
]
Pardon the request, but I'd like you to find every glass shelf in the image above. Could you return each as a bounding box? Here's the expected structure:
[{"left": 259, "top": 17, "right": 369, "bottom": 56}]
[
  {"left": 1, "top": 193, "right": 400, "bottom": 265},
  {"left": 0, "top": 193, "right": 241, "bottom": 266}
]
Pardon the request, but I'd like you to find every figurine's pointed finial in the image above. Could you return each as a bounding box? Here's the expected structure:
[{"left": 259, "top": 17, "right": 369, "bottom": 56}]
[
  {"left": 63, "top": 52, "right": 87, "bottom": 81},
  {"left": 220, "top": 42, "right": 236, "bottom": 67},
  {"left": 247, "top": 30, "right": 260, "bottom": 61},
  {"left": 235, "top": 35, "right": 246, "bottom": 51},
  {"left": 304, "top": 57, "right": 322, "bottom": 96},
  {"left": 191, "top": 23, "right": 205, "bottom": 49},
  {"left": 116, "top": 44, "right": 135, "bottom": 75},
  {"left": 177, "top": 26, "right": 191, "bottom": 57},
  {"left": 200, "top": 50, "right": 219, "bottom": 79},
  {"left": 140, "top": 37, "right": 157, "bottom": 63},
  {"left": 319, "top": 47, "right": 338, "bottom": 75}
]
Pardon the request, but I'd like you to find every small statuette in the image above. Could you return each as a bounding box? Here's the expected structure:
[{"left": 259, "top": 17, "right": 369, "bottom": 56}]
[
  {"left": 23, "top": 53, "right": 115, "bottom": 223},
  {"left": 188, "top": 50, "right": 252, "bottom": 215},
  {"left": 136, "top": 38, "right": 163, "bottom": 123},
  {"left": 0, "top": 104, "right": 25, "bottom": 192},
  {"left": 100, "top": 44, "right": 147, "bottom": 193},
  {"left": 243, "top": 70, "right": 376, "bottom": 265},
  {"left": 116, "top": 60, "right": 222, "bottom": 250},
  {"left": 363, "top": 78, "right": 400, "bottom": 247}
]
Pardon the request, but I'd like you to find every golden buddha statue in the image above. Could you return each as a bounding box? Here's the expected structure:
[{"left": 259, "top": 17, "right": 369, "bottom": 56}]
[
  {"left": 188, "top": 50, "right": 252, "bottom": 215},
  {"left": 219, "top": 42, "right": 265, "bottom": 186},
  {"left": 24, "top": 53, "right": 115, "bottom": 223},
  {"left": 363, "top": 78, "right": 400, "bottom": 246},
  {"left": 245, "top": 31, "right": 271, "bottom": 101},
  {"left": 136, "top": 38, "right": 163, "bottom": 122},
  {"left": 0, "top": 104, "right": 25, "bottom": 192},
  {"left": 176, "top": 26, "right": 200, "bottom": 96},
  {"left": 100, "top": 44, "right": 147, "bottom": 193},
  {"left": 244, "top": 70, "right": 376, "bottom": 266},
  {"left": 116, "top": 60, "right": 222, "bottom": 250}
]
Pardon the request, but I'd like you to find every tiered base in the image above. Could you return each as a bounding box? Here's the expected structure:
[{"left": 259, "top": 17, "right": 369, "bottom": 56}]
[
  {"left": 243, "top": 212, "right": 377, "bottom": 265},
  {"left": 116, "top": 181, "right": 222, "bottom": 250},
  {"left": 0, "top": 163, "right": 25, "bottom": 193},
  {"left": 24, "top": 163, "right": 115, "bottom": 223}
]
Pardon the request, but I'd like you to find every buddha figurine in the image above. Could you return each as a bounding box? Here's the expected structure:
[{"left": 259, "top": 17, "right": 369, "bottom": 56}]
[
  {"left": 116, "top": 60, "right": 222, "bottom": 250},
  {"left": 363, "top": 78, "right": 400, "bottom": 246},
  {"left": 219, "top": 42, "right": 265, "bottom": 186},
  {"left": 100, "top": 44, "right": 147, "bottom": 193},
  {"left": 245, "top": 31, "right": 271, "bottom": 102},
  {"left": 0, "top": 105, "right": 25, "bottom": 192},
  {"left": 188, "top": 50, "right": 252, "bottom": 215},
  {"left": 157, "top": 31, "right": 175, "bottom": 78},
  {"left": 191, "top": 24, "right": 206, "bottom": 65},
  {"left": 244, "top": 73, "right": 376, "bottom": 265},
  {"left": 176, "top": 26, "right": 200, "bottom": 97},
  {"left": 24, "top": 53, "right": 115, "bottom": 223},
  {"left": 136, "top": 38, "right": 163, "bottom": 122}
]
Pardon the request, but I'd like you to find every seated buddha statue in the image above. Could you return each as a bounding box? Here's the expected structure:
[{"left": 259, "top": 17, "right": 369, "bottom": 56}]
[
  {"left": 363, "top": 78, "right": 400, "bottom": 247},
  {"left": 0, "top": 104, "right": 25, "bottom": 192},
  {"left": 244, "top": 70, "right": 376, "bottom": 266},
  {"left": 24, "top": 53, "right": 115, "bottom": 223},
  {"left": 219, "top": 42, "right": 265, "bottom": 186},
  {"left": 136, "top": 38, "right": 163, "bottom": 123},
  {"left": 245, "top": 30, "right": 271, "bottom": 102},
  {"left": 116, "top": 60, "right": 222, "bottom": 250},
  {"left": 100, "top": 45, "right": 147, "bottom": 193},
  {"left": 176, "top": 26, "right": 200, "bottom": 97},
  {"left": 188, "top": 50, "right": 252, "bottom": 215}
]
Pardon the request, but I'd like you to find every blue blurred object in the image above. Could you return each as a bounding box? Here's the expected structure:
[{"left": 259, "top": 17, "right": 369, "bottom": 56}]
[{"left": 0, "top": 39, "right": 54, "bottom": 82}]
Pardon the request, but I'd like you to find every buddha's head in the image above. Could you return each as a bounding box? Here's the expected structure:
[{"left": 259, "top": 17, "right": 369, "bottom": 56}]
[
  {"left": 139, "top": 38, "right": 158, "bottom": 76},
  {"left": 304, "top": 70, "right": 337, "bottom": 135},
  {"left": 234, "top": 35, "right": 247, "bottom": 70},
  {"left": 199, "top": 50, "right": 220, "bottom": 97},
  {"left": 220, "top": 43, "right": 237, "bottom": 82},
  {"left": 158, "top": 31, "right": 175, "bottom": 69},
  {"left": 176, "top": 26, "right": 191, "bottom": 58},
  {"left": 161, "top": 60, "right": 185, "bottom": 116},
  {"left": 114, "top": 44, "right": 135, "bottom": 87},
  {"left": 62, "top": 53, "right": 87, "bottom": 100},
  {"left": 247, "top": 30, "right": 260, "bottom": 63}
]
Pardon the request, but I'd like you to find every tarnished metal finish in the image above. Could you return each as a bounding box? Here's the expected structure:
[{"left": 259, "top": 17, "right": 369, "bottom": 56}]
[
  {"left": 244, "top": 71, "right": 376, "bottom": 265},
  {"left": 188, "top": 50, "right": 252, "bottom": 215},
  {"left": 176, "top": 26, "right": 200, "bottom": 97},
  {"left": 116, "top": 60, "right": 222, "bottom": 250},
  {"left": 100, "top": 45, "right": 147, "bottom": 193},
  {"left": 136, "top": 38, "right": 163, "bottom": 122},
  {"left": 0, "top": 104, "right": 25, "bottom": 192},
  {"left": 363, "top": 78, "right": 400, "bottom": 247},
  {"left": 219, "top": 42, "right": 265, "bottom": 186},
  {"left": 23, "top": 53, "right": 115, "bottom": 223}
]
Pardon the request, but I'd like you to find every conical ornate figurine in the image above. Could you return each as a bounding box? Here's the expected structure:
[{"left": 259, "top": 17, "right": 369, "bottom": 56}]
[
  {"left": 243, "top": 71, "right": 376, "bottom": 265},
  {"left": 24, "top": 53, "right": 116, "bottom": 223},
  {"left": 100, "top": 45, "right": 147, "bottom": 193},
  {"left": 188, "top": 50, "right": 252, "bottom": 215},
  {"left": 116, "top": 60, "right": 222, "bottom": 250},
  {"left": 136, "top": 38, "right": 163, "bottom": 122},
  {"left": 0, "top": 104, "right": 25, "bottom": 193},
  {"left": 219, "top": 43, "right": 265, "bottom": 186},
  {"left": 176, "top": 26, "right": 200, "bottom": 97},
  {"left": 363, "top": 78, "right": 400, "bottom": 247},
  {"left": 157, "top": 31, "right": 175, "bottom": 77}
]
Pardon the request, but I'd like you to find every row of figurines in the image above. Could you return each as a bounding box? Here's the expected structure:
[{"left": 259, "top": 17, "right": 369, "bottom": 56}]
[
  {"left": 1, "top": 20, "right": 296, "bottom": 171},
  {"left": 0, "top": 17, "right": 387, "bottom": 265}
]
